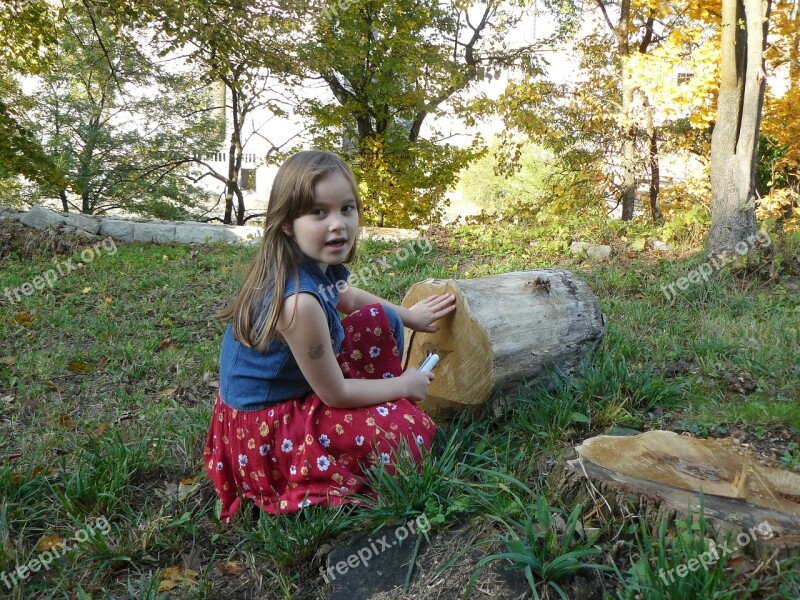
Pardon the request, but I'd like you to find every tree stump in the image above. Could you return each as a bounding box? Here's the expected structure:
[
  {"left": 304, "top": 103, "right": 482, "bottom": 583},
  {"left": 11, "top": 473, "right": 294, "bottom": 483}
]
[
  {"left": 400, "top": 269, "right": 606, "bottom": 416},
  {"left": 548, "top": 430, "right": 800, "bottom": 559}
]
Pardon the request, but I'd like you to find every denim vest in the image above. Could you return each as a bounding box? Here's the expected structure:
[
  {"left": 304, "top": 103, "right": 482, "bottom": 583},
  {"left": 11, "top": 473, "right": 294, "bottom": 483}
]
[{"left": 219, "top": 259, "right": 350, "bottom": 410}]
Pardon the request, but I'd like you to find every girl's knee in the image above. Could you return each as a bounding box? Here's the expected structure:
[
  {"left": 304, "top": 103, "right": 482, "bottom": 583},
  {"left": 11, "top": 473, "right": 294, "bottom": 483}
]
[{"left": 382, "top": 305, "right": 404, "bottom": 355}]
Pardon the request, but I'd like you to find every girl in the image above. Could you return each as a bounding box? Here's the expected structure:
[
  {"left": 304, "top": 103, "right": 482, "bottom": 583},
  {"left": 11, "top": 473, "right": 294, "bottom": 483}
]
[{"left": 205, "top": 150, "right": 456, "bottom": 521}]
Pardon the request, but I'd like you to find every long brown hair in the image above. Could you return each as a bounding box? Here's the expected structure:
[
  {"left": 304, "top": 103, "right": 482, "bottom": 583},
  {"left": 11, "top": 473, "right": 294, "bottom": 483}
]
[{"left": 217, "top": 150, "right": 362, "bottom": 351}]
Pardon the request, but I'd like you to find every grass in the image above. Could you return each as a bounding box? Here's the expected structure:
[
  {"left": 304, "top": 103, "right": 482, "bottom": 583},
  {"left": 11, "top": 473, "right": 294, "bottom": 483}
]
[{"left": 1, "top": 219, "right": 798, "bottom": 597}]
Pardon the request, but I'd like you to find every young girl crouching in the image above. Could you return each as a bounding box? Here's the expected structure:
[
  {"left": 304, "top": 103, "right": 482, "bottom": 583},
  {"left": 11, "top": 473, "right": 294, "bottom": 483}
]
[{"left": 205, "top": 150, "right": 456, "bottom": 521}]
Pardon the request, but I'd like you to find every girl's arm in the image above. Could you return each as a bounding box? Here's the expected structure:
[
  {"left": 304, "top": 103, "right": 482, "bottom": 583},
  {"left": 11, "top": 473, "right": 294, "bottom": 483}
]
[
  {"left": 278, "top": 292, "right": 433, "bottom": 409},
  {"left": 338, "top": 284, "right": 455, "bottom": 333}
]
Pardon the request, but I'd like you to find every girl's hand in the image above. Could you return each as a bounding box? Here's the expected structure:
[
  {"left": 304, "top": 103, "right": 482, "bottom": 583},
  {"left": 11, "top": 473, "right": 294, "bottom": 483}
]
[
  {"left": 406, "top": 293, "right": 456, "bottom": 333},
  {"left": 399, "top": 368, "right": 434, "bottom": 401}
]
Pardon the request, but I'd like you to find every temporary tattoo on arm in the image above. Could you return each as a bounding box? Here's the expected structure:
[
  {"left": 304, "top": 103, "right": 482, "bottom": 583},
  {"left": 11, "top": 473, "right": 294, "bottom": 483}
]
[{"left": 307, "top": 344, "right": 325, "bottom": 360}]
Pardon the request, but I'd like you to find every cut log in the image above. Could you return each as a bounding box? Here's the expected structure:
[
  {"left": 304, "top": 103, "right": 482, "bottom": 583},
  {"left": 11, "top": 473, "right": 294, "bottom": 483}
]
[
  {"left": 548, "top": 430, "right": 800, "bottom": 559},
  {"left": 400, "top": 269, "right": 605, "bottom": 416}
]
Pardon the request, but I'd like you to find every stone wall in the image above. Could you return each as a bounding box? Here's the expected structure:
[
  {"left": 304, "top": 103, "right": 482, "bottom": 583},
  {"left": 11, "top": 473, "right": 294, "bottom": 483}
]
[{"left": 1, "top": 205, "right": 263, "bottom": 245}]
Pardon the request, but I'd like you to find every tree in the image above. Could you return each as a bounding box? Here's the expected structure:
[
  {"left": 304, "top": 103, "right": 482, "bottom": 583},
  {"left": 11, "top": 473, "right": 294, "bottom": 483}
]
[
  {"left": 292, "top": 0, "right": 547, "bottom": 227},
  {"left": 707, "top": 0, "right": 772, "bottom": 254},
  {"left": 111, "top": 0, "right": 299, "bottom": 225},
  {"left": 0, "top": 0, "right": 65, "bottom": 194},
  {"left": 20, "top": 2, "right": 220, "bottom": 217}
]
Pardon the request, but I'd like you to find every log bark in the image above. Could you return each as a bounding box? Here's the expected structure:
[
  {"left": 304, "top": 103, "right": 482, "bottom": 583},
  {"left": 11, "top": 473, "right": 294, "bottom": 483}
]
[
  {"left": 548, "top": 431, "right": 800, "bottom": 559},
  {"left": 400, "top": 269, "right": 606, "bottom": 416}
]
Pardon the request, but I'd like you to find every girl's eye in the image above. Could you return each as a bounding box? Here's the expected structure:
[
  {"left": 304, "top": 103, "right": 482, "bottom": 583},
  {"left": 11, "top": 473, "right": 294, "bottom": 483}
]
[
  {"left": 343, "top": 205, "right": 356, "bottom": 213},
  {"left": 312, "top": 209, "right": 325, "bottom": 216}
]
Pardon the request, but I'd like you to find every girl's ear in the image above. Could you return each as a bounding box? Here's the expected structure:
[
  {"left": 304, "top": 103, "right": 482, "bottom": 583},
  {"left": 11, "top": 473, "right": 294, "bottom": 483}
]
[{"left": 281, "top": 223, "right": 293, "bottom": 237}]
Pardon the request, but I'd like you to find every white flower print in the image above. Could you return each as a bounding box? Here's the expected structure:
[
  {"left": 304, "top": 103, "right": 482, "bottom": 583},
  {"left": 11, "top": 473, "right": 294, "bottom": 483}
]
[
  {"left": 369, "top": 346, "right": 381, "bottom": 358},
  {"left": 370, "top": 307, "right": 379, "bottom": 316},
  {"left": 289, "top": 465, "right": 297, "bottom": 475},
  {"left": 382, "top": 372, "right": 394, "bottom": 378},
  {"left": 376, "top": 406, "right": 389, "bottom": 417},
  {"left": 268, "top": 409, "right": 275, "bottom": 417},
  {"left": 298, "top": 499, "right": 312, "bottom": 509},
  {"left": 416, "top": 435, "right": 425, "bottom": 445},
  {"left": 391, "top": 403, "right": 397, "bottom": 410},
  {"left": 281, "top": 439, "right": 293, "bottom": 453},
  {"left": 355, "top": 435, "right": 365, "bottom": 447},
  {"left": 216, "top": 461, "right": 224, "bottom": 471},
  {"left": 259, "top": 444, "right": 270, "bottom": 456},
  {"left": 318, "top": 434, "right": 331, "bottom": 448},
  {"left": 317, "top": 456, "right": 331, "bottom": 471},
  {"left": 238, "top": 454, "right": 248, "bottom": 467},
  {"left": 381, "top": 452, "right": 391, "bottom": 464}
]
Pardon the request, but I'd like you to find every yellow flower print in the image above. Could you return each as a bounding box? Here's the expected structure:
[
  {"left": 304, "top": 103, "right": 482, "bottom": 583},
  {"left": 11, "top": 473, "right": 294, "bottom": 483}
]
[
  {"left": 247, "top": 438, "right": 256, "bottom": 449},
  {"left": 207, "top": 459, "right": 214, "bottom": 470},
  {"left": 223, "top": 482, "right": 229, "bottom": 491},
  {"left": 390, "top": 423, "right": 398, "bottom": 430},
  {"left": 332, "top": 473, "right": 344, "bottom": 484},
  {"left": 231, "top": 410, "right": 238, "bottom": 418},
  {"left": 283, "top": 414, "right": 290, "bottom": 425},
  {"left": 366, "top": 416, "right": 375, "bottom": 426},
  {"left": 257, "top": 469, "right": 265, "bottom": 478},
  {"left": 222, "top": 435, "right": 229, "bottom": 444},
  {"left": 280, "top": 500, "right": 288, "bottom": 510},
  {"left": 353, "top": 333, "right": 361, "bottom": 342},
  {"left": 236, "top": 427, "right": 245, "bottom": 440},
  {"left": 335, "top": 423, "right": 344, "bottom": 434},
  {"left": 259, "top": 421, "right": 269, "bottom": 436},
  {"left": 386, "top": 432, "right": 396, "bottom": 440},
  {"left": 217, "top": 412, "right": 223, "bottom": 422},
  {"left": 301, "top": 465, "right": 309, "bottom": 475},
  {"left": 306, "top": 434, "right": 314, "bottom": 445},
  {"left": 344, "top": 414, "right": 353, "bottom": 423},
  {"left": 346, "top": 477, "right": 357, "bottom": 486},
  {"left": 364, "top": 364, "right": 375, "bottom": 374},
  {"left": 373, "top": 326, "right": 382, "bottom": 337},
  {"left": 404, "top": 414, "right": 416, "bottom": 424},
  {"left": 351, "top": 349, "right": 363, "bottom": 360}
]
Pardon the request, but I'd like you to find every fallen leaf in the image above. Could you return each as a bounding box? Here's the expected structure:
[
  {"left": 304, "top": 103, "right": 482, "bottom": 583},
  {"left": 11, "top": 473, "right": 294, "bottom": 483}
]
[
  {"left": 67, "top": 361, "right": 93, "bottom": 373},
  {"left": 94, "top": 423, "right": 108, "bottom": 437},
  {"left": 82, "top": 287, "right": 91, "bottom": 294},
  {"left": 157, "top": 338, "right": 178, "bottom": 352},
  {"left": 36, "top": 534, "right": 64, "bottom": 552},
  {"left": 221, "top": 266, "right": 231, "bottom": 275},
  {"left": 14, "top": 312, "right": 36, "bottom": 325},
  {"left": 215, "top": 561, "right": 245, "bottom": 576},
  {"left": 59, "top": 414, "right": 77, "bottom": 429},
  {"left": 0, "top": 356, "right": 15, "bottom": 365},
  {"left": 158, "top": 567, "right": 198, "bottom": 592},
  {"left": 206, "top": 380, "right": 219, "bottom": 389},
  {"left": 104, "top": 296, "right": 112, "bottom": 304},
  {"left": 8, "top": 452, "right": 22, "bottom": 463},
  {"left": 180, "top": 475, "right": 198, "bottom": 485},
  {"left": 44, "top": 380, "right": 65, "bottom": 393},
  {"left": 114, "top": 413, "right": 134, "bottom": 425},
  {"left": 182, "top": 543, "right": 203, "bottom": 571},
  {"left": 158, "top": 388, "right": 177, "bottom": 398}
]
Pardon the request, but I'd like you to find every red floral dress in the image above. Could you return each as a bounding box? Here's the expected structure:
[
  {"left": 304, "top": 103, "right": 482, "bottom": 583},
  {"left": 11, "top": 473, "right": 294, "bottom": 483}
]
[{"left": 204, "top": 303, "right": 436, "bottom": 521}]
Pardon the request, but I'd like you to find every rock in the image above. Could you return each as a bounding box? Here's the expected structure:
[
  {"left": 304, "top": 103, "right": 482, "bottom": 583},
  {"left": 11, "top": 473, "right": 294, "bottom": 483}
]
[
  {"left": 64, "top": 212, "right": 101, "bottom": 235},
  {"left": 133, "top": 222, "right": 176, "bottom": 243},
  {"left": 651, "top": 239, "right": 672, "bottom": 252},
  {"left": 218, "top": 225, "right": 263, "bottom": 243},
  {"left": 99, "top": 219, "right": 135, "bottom": 242},
  {"left": 175, "top": 224, "right": 228, "bottom": 244},
  {"left": 0, "top": 205, "right": 23, "bottom": 221},
  {"left": 585, "top": 244, "right": 612, "bottom": 261},
  {"left": 569, "top": 241, "right": 591, "bottom": 255},
  {"left": 20, "top": 205, "right": 65, "bottom": 229},
  {"left": 324, "top": 524, "right": 421, "bottom": 599}
]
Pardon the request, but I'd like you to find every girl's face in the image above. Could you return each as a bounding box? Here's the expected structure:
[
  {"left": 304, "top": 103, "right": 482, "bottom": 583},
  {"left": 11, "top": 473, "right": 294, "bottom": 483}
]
[{"left": 284, "top": 170, "right": 359, "bottom": 271}]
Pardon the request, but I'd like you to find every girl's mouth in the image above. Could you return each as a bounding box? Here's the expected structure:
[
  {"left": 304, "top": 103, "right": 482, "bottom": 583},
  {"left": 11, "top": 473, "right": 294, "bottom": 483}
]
[{"left": 325, "top": 239, "right": 347, "bottom": 248}]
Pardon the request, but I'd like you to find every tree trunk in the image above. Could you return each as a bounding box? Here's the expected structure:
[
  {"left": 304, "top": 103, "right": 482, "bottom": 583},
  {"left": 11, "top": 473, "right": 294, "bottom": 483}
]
[
  {"left": 400, "top": 269, "right": 606, "bottom": 417},
  {"left": 621, "top": 76, "right": 637, "bottom": 221},
  {"left": 59, "top": 190, "right": 69, "bottom": 212},
  {"left": 645, "top": 101, "right": 662, "bottom": 224},
  {"left": 708, "top": 0, "right": 772, "bottom": 255},
  {"left": 548, "top": 430, "right": 800, "bottom": 559}
]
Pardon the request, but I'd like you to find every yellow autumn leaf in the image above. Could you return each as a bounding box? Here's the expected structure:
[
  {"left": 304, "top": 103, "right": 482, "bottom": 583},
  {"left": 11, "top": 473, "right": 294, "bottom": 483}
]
[
  {"left": 36, "top": 534, "right": 64, "bottom": 552},
  {"left": 82, "top": 287, "right": 91, "bottom": 293},
  {"left": 158, "top": 567, "right": 198, "bottom": 592}
]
